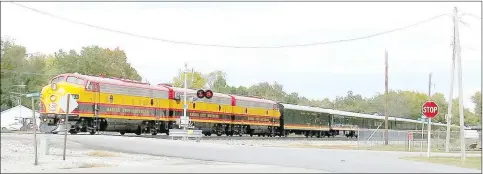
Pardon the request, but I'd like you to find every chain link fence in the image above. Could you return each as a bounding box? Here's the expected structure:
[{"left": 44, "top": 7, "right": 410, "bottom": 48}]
[{"left": 357, "top": 128, "right": 481, "bottom": 152}]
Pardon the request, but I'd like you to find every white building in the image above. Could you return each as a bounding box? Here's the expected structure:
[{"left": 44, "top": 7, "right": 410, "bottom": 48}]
[{"left": 1, "top": 105, "right": 40, "bottom": 131}]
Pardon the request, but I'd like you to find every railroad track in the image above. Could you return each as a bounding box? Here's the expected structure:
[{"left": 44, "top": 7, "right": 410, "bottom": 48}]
[
  {"left": 88, "top": 132, "right": 356, "bottom": 141},
  {"left": 20, "top": 131, "right": 356, "bottom": 141}
]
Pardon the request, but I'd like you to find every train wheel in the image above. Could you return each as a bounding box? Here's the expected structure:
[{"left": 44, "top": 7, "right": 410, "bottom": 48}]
[
  {"left": 135, "top": 126, "right": 142, "bottom": 135},
  {"left": 151, "top": 132, "right": 157, "bottom": 136},
  {"left": 69, "top": 129, "right": 77, "bottom": 135},
  {"left": 120, "top": 131, "right": 125, "bottom": 135},
  {"left": 89, "top": 130, "right": 96, "bottom": 135}
]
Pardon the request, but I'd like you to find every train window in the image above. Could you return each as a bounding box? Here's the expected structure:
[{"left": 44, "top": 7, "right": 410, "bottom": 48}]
[
  {"left": 193, "top": 103, "right": 196, "bottom": 109},
  {"left": 151, "top": 99, "right": 154, "bottom": 106},
  {"left": 76, "top": 78, "right": 84, "bottom": 85},
  {"left": 66, "top": 76, "right": 77, "bottom": 84},
  {"left": 266, "top": 110, "right": 268, "bottom": 115},
  {"left": 218, "top": 105, "right": 221, "bottom": 111},
  {"left": 109, "top": 95, "right": 114, "bottom": 103},
  {"left": 66, "top": 76, "right": 85, "bottom": 86},
  {"left": 51, "top": 76, "right": 64, "bottom": 84},
  {"left": 86, "top": 82, "right": 93, "bottom": 90},
  {"left": 245, "top": 108, "right": 248, "bottom": 114},
  {"left": 91, "top": 82, "right": 99, "bottom": 92}
]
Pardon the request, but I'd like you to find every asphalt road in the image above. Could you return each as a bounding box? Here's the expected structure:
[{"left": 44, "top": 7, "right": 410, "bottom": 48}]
[{"left": 66, "top": 134, "right": 481, "bottom": 173}]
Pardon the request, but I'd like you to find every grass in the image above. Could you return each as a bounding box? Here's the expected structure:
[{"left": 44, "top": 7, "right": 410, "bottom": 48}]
[
  {"left": 87, "top": 151, "right": 120, "bottom": 157},
  {"left": 283, "top": 144, "right": 482, "bottom": 154},
  {"left": 400, "top": 156, "right": 482, "bottom": 170},
  {"left": 60, "top": 163, "right": 111, "bottom": 169},
  {"left": 78, "top": 163, "right": 111, "bottom": 168},
  {"left": 285, "top": 144, "right": 413, "bottom": 152}
]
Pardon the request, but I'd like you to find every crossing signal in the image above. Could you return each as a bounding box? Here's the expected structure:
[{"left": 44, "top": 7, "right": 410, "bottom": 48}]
[
  {"left": 196, "top": 89, "right": 213, "bottom": 99},
  {"left": 205, "top": 90, "right": 213, "bottom": 99},
  {"left": 196, "top": 89, "right": 205, "bottom": 98}
]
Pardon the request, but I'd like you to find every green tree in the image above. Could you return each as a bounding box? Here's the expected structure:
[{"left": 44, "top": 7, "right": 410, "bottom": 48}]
[
  {"left": 206, "top": 71, "right": 227, "bottom": 90},
  {"left": 284, "top": 92, "right": 300, "bottom": 104},
  {"left": 53, "top": 46, "right": 142, "bottom": 81},
  {"left": 333, "top": 91, "right": 370, "bottom": 114},
  {"left": 449, "top": 98, "right": 480, "bottom": 126},
  {"left": 471, "top": 91, "right": 481, "bottom": 118},
  {"left": 1, "top": 38, "right": 28, "bottom": 111},
  {"left": 171, "top": 69, "right": 207, "bottom": 89}
]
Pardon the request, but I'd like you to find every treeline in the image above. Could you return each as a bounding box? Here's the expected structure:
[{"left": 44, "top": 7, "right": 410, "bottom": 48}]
[
  {"left": 1, "top": 37, "right": 141, "bottom": 111},
  {"left": 1, "top": 37, "right": 480, "bottom": 126}
]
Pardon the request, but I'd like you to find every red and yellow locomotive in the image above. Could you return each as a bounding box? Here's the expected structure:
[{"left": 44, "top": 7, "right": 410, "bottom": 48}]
[{"left": 39, "top": 73, "right": 281, "bottom": 136}]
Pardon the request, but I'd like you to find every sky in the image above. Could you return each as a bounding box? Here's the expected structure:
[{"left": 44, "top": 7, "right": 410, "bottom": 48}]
[{"left": 1, "top": 2, "right": 481, "bottom": 111}]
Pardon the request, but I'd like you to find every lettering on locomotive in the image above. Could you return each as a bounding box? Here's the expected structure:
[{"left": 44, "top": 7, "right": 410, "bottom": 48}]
[
  {"left": 190, "top": 112, "right": 221, "bottom": 118},
  {"left": 106, "top": 107, "right": 121, "bottom": 112},
  {"left": 104, "top": 107, "right": 151, "bottom": 115},
  {"left": 247, "top": 117, "right": 271, "bottom": 122},
  {"left": 122, "top": 108, "right": 151, "bottom": 115}
]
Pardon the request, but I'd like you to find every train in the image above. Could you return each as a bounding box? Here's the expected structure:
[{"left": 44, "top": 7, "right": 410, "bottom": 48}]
[{"left": 38, "top": 73, "right": 454, "bottom": 138}]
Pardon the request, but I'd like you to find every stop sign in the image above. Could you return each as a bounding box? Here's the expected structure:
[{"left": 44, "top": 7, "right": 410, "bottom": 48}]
[{"left": 421, "top": 101, "right": 439, "bottom": 118}]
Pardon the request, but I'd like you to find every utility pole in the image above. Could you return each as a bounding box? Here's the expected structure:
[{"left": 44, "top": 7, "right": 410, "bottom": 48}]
[
  {"left": 428, "top": 73, "right": 432, "bottom": 98},
  {"left": 445, "top": 8, "right": 457, "bottom": 153},
  {"left": 31, "top": 95, "right": 38, "bottom": 165},
  {"left": 384, "top": 49, "right": 389, "bottom": 145},
  {"left": 453, "top": 7, "right": 466, "bottom": 161},
  {"left": 427, "top": 73, "right": 433, "bottom": 158},
  {"left": 183, "top": 63, "right": 188, "bottom": 130},
  {"left": 191, "top": 68, "right": 194, "bottom": 88}
]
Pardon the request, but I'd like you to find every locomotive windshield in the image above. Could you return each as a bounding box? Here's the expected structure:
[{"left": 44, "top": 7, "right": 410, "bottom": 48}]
[
  {"left": 50, "top": 76, "right": 64, "bottom": 84},
  {"left": 65, "top": 76, "right": 86, "bottom": 86}
]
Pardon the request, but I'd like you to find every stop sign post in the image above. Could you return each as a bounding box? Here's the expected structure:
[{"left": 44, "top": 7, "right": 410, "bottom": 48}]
[{"left": 422, "top": 101, "right": 439, "bottom": 157}]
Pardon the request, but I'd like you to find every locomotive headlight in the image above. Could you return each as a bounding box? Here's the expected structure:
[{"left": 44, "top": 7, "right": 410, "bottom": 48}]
[
  {"left": 50, "top": 95, "right": 56, "bottom": 102},
  {"left": 51, "top": 83, "right": 57, "bottom": 90},
  {"left": 43, "top": 118, "right": 47, "bottom": 122},
  {"left": 61, "top": 118, "right": 65, "bottom": 122}
]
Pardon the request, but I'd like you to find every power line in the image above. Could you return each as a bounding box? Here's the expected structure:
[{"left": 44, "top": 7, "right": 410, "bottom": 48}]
[
  {"left": 461, "top": 13, "right": 482, "bottom": 20},
  {"left": 11, "top": 2, "right": 450, "bottom": 49}
]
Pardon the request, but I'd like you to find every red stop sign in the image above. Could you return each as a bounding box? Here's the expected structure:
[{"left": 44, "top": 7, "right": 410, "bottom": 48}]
[{"left": 422, "top": 101, "right": 439, "bottom": 118}]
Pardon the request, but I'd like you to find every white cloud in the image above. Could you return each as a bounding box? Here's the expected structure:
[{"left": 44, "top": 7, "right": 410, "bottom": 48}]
[{"left": 1, "top": 2, "right": 481, "bottom": 111}]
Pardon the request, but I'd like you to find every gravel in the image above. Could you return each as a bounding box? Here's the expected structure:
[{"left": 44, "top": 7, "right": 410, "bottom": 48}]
[
  {"left": 1, "top": 133, "right": 328, "bottom": 173},
  {"left": 1, "top": 133, "right": 190, "bottom": 173}
]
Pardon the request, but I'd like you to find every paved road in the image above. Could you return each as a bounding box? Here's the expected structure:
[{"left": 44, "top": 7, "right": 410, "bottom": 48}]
[{"left": 67, "top": 135, "right": 481, "bottom": 173}]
